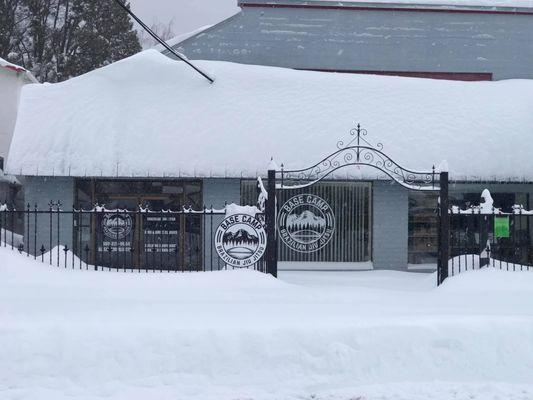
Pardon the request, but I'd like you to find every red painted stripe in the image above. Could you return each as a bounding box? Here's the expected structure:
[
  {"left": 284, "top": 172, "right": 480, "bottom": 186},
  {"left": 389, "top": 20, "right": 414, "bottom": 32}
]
[
  {"left": 3, "top": 65, "right": 26, "bottom": 73},
  {"left": 239, "top": 2, "right": 533, "bottom": 16},
  {"left": 297, "top": 68, "right": 493, "bottom": 81}
]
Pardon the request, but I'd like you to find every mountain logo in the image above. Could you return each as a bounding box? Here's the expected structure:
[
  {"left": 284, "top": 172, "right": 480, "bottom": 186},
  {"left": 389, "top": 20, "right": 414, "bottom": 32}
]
[
  {"left": 215, "top": 213, "right": 267, "bottom": 268},
  {"left": 102, "top": 213, "right": 133, "bottom": 240},
  {"left": 278, "top": 194, "right": 335, "bottom": 253}
]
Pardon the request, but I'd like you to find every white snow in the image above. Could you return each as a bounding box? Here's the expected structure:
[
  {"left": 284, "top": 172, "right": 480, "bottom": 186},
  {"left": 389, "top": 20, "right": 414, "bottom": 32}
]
[
  {"left": 0, "top": 57, "right": 37, "bottom": 82},
  {"left": 1, "top": 245, "right": 533, "bottom": 399},
  {"left": 0, "top": 57, "right": 25, "bottom": 71},
  {"left": 225, "top": 203, "right": 262, "bottom": 216},
  {"left": 7, "top": 49, "right": 533, "bottom": 181},
  {"left": 0, "top": 168, "right": 20, "bottom": 184}
]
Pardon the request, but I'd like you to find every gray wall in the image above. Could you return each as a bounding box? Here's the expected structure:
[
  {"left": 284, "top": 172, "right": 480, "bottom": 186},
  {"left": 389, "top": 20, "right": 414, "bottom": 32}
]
[
  {"left": 171, "top": 3, "right": 533, "bottom": 80},
  {"left": 372, "top": 181, "right": 409, "bottom": 270},
  {"left": 0, "top": 181, "right": 11, "bottom": 204},
  {"left": 23, "top": 176, "right": 75, "bottom": 257},
  {"left": 203, "top": 178, "right": 242, "bottom": 270},
  {"left": 450, "top": 183, "right": 533, "bottom": 207}
]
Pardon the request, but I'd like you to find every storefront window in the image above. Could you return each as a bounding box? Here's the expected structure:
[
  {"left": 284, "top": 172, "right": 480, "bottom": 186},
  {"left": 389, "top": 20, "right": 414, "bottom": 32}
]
[
  {"left": 408, "top": 192, "right": 438, "bottom": 266},
  {"left": 448, "top": 191, "right": 530, "bottom": 262},
  {"left": 74, "top": 179, "right": 202, "bottom": 270},
  {"left": 242, "top": 180, "right": 372, "bottom": 263}
]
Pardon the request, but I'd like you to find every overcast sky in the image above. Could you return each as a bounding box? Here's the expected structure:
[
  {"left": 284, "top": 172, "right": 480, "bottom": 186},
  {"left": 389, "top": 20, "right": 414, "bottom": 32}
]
[{"left": 129, "top": 0, "right": 241, "bottom": 37}]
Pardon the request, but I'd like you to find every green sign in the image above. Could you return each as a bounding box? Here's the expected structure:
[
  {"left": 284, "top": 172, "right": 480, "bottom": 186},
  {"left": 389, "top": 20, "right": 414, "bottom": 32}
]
[{"left": 494, "top": 216, "right": 510, "bottom": 238}]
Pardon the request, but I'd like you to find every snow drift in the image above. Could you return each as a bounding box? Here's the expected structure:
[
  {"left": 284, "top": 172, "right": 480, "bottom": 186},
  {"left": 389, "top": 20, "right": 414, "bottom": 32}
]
[
  {"left": 1, "top": 246, "right": 533, "bottom": 399},
  {"left": 7, "top": 49, "right": 533, "bottom": 181}
]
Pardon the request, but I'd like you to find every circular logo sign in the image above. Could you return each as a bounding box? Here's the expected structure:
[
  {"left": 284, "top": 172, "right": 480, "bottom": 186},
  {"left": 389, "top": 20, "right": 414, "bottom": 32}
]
[
  {"left": 278, "top": 194, "right": 335, "bottom": 253},
  {"left": 102, "top": 213, "right": 133, "bottom": 240},
  {"left": 215, "top": 214, "right": 267, "bottom": 268}
]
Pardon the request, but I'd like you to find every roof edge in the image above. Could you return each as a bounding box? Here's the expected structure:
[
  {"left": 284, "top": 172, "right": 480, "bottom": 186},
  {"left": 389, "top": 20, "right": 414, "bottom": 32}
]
[
  {"left": 165, "top": 11, "right": 243, "bottom": 54},
  {"left": 238, "top": 0, "right": 533, "bottom": 14}
]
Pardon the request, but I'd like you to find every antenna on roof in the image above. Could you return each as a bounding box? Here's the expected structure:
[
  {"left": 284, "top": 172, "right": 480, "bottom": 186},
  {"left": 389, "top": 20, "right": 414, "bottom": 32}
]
[{"left": 112, "top": 0, "right": 215, "bottom": 84}]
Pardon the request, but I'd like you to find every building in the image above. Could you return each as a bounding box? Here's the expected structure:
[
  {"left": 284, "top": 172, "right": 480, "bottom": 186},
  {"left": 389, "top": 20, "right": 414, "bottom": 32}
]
[
  {"left": 5, "top": 50, "right": 533, "bottom": 271},
  {"left": 0, "top": 58, "right": 36, "bottom": 206},
  {"left": 167, "top": 0, "right": 533, "bottom": 81},
  {"left": 0, "top": 58, "right": 37, "bottom": 162}
]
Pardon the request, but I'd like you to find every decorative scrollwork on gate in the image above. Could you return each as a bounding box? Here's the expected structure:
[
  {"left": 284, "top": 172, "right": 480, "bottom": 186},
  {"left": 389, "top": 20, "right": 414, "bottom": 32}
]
[{"left": 278, "top": 124, "right": 439, "bottom": 191}]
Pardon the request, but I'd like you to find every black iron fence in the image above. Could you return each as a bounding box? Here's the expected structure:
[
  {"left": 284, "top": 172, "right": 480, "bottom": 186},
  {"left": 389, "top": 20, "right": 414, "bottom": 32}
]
[
  {"left": 448, "top": 204, "right": 533, "bottom": 277},
  {"left": 0, "top": 203, "right": 267, "bottom": 273}
]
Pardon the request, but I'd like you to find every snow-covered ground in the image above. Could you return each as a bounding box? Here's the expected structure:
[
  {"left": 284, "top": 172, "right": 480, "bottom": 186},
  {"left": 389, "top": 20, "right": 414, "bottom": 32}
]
[{"left": 1, "top": 245, "right": 533, "bottom": 400}]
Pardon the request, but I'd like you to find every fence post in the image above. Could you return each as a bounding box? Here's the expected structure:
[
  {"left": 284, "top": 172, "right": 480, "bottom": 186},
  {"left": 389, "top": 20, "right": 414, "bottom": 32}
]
[
  {"left": 266, "top": 168, "right": 278, "bottom": 278},
  {"left": 438, "top": 171, "right": 449, "bottom": 285}
]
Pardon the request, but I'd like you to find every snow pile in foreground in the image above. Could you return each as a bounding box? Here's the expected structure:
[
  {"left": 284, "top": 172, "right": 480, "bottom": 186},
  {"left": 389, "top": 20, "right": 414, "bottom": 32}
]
[
  {"left": 7, "top": 49, "right": 533, "bottom": 181},
  {"left": 1, "top": 246, "right": 533, "bottom": 400}
]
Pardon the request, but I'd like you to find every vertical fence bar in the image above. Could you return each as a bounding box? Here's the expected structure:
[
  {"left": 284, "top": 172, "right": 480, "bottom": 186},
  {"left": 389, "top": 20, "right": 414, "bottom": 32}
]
[
  {"left": 33, "top": 205, "right": 37, "bottom": 260},
  {"left": 26, "top": 204, "right": 30, "bottom": 256},
  {"left": 0, "top": 207, "right": 3, "bottom": 247},
  {"left": 210, "top": 208, "right": 214, "bottom": 271},
  {"left": 57, "top": 203, "right": 61, "bottom": 267},
  {"left": 0, "top": 207, "right": 2, "bottom": 246},
  {"left": 456, "top": 214, "right": 466, "bottom": 273},
  {"left": 71, "top": 209, "right": 75, "bottom": 269},
  {"left": 470, "top": 209, "right": 474, "bottom": 272},
  {"left": 49, "top": 203, "right": 53, "bottom": 265},
  {"left": 437, "top": 171, "right": 449, "bottom": 285},
  {"left": 266, "top": 169, "right": 278, "bottom": 278},
  {"left": 10, "top": 209, "right": 14, "bottom": 250},
  {"left": 79, "top": 211, "right": 83, "bottom": 269},
  {"left": 513, "top": 212, "right": 517, "bottom": 272},
  {"left": 202, "top": 208, "right": 206, "bottom": 272}
]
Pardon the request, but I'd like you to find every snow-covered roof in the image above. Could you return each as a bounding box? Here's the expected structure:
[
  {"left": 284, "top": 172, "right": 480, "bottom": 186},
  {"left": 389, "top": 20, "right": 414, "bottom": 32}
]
[
  {"left": 6, "top": 49, "right": 533, "bottom": 181},
  {"left": 238, "top": 0, "right": 533, "bottom": 10},
  {"left": 155, "top": 25, "right": 213, "bottom": 52},
  {"left": 0, "top": 57, "right": 38, "bottom": 83},
  {"left": 0, "top": 168, "right": 20, "bottom": 185}
]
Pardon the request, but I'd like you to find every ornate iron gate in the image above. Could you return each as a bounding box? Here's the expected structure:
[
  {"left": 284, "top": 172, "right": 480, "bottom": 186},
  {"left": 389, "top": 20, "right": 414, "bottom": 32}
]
[{"left": 263, "top": 124, "right": 449, "bottom": 284}]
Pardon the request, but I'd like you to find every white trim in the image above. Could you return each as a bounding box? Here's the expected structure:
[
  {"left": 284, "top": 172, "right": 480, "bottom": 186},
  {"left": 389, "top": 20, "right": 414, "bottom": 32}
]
[
  {"left": 278, "top": 261, "right": 373, "bottom": 271},
  {"left": 408, "top": 263, "right": 437, "bottom": 271}
]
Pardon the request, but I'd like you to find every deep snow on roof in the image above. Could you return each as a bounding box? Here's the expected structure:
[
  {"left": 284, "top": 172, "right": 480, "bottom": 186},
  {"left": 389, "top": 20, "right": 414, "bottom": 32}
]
[
  {"left": 0, "top": 57, "right": 25, "bottom": 72},
  {"left": 240, "top": 0, "right": 533, "bottom": 9},
  {"left": 0, "top": 57, "right": 38, "bottom": 83},
  {"left": 6, "top": 50, "right": 533, "bottom": 181}
]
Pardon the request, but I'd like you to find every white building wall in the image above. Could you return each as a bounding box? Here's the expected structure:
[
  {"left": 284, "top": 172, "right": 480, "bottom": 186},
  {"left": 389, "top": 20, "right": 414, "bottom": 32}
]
[{"left": 0, "top": 68, "right": 28, "bottom": 162}]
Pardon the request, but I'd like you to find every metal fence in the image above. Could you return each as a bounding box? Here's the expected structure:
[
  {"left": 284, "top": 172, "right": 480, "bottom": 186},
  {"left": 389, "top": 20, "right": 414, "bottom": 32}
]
[
  {"left": 449, "top": 202, "right": 533, "bottom": 277},
  {"left": 0, "top": 203, "right": 267, "bottom": 273}
]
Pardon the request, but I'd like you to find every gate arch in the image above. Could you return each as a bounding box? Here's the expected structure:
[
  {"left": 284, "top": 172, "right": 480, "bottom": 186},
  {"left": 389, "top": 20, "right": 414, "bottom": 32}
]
[{"left": 264, "top": 124, "right": 449, "bottom": 285}]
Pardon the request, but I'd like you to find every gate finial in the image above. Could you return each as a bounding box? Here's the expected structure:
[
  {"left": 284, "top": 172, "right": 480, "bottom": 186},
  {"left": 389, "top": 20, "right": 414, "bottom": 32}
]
[{"left": 268, "top": 157, "right": 278, "bottom": 171}]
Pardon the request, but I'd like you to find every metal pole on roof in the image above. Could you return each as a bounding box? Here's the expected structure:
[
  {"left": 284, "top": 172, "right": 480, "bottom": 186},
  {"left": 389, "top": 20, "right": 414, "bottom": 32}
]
[{"left": 112, "top": 0, "right": 215, "bottom": 84}]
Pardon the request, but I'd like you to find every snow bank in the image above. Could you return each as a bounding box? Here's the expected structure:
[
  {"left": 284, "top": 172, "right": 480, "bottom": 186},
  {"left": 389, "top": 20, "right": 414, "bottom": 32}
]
[
  {"left": 1, "top": 246, "right": 533, "bottom": 399},
  {"left": 7, "top": 50, "right": 533, "bottom": 181}
]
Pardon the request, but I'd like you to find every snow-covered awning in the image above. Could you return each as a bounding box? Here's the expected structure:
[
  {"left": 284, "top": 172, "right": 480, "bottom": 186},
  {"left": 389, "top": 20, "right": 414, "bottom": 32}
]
[
  {"left": 6, "top": 50, "right": 533, "bottom": 181},
  {"left": 0, "top": 57, "right": 38, "bottom": 83}
]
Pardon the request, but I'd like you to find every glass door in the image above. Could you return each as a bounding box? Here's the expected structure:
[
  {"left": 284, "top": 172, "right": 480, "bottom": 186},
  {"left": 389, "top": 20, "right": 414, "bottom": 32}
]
[{"left": 95, "top": 196, "right": 138, "bottom": 269}]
